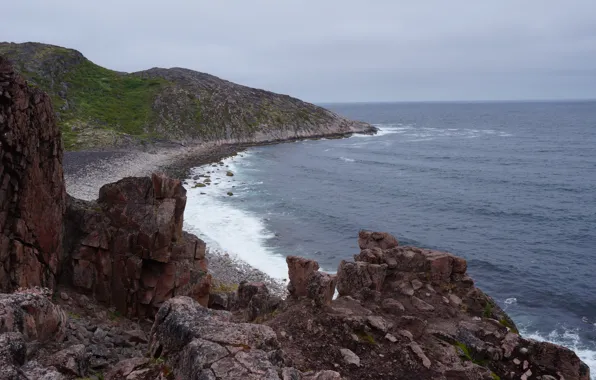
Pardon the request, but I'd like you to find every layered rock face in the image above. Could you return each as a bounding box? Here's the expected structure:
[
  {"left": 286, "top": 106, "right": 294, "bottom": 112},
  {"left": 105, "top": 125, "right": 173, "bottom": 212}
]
[
  {"left": 64, "top": 172, "right": 211, "bottom": 318},
  {"left": 0, "top": 56, "right": 66, "bottom": 292}
]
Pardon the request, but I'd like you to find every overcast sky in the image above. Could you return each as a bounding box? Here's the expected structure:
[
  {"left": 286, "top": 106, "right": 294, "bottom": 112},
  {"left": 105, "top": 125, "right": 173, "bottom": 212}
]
[{"left": 2, "top": 0, "right": 596, "bottom": 102}]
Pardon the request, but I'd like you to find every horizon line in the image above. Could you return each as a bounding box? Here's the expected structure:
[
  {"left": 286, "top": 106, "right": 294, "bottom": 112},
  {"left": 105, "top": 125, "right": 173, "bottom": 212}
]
[{"left": 317, "top": 98, "right": 596, "bottom": 105}]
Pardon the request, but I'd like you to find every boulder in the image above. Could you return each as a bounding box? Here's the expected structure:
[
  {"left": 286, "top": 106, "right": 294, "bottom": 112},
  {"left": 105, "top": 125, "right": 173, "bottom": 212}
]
[
  {"left": 64, "top": 173, "right": 211, "bottom": 318},
  {"left": 358, "top": 230, "right": 398, "bottom": 250},
  {"left": 286, "top": 256, "right": 319, "bottom": 298},
  {"left": 0, "top": 288, "right": 67, "bottom": 342},
  {"left": 525, "top": 340, "right": 591, "bottom": 380},
  {"left": 42, "top": 344, "right": 88, "bottom": 377},
  {"left": 0, "top": 57, "right": 66, "bottom": 292},
  {"left": 236, "top": 281, "right": 281, "bottom": 322},
  {"left": 150, "top": 296, "right": 281, "bottom": 380}
]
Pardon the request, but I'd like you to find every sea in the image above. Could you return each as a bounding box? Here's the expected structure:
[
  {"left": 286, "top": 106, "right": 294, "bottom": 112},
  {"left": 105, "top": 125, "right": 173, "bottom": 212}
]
[{"left": 182, "top": 101, "right": 596, "bottom": 375}]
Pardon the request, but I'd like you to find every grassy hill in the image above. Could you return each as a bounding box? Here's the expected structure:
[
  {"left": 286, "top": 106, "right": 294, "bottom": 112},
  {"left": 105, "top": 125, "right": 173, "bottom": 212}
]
[{"left": 0, "top": 42, "right": 372, "bottom": 150}]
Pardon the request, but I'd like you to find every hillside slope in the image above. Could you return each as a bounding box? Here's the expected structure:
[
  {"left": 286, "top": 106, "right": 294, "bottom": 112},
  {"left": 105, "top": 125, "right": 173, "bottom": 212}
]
[{"left": 0, "top": 42, "right": 374, "bottom": 150}]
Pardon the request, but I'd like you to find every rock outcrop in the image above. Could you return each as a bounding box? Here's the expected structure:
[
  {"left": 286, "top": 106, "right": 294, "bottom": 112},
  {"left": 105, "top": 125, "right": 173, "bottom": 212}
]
[
  {"left": 149, "top": 296, "right": 341, "bottom": 380},
  {"left": 266, "top": 231, "right": 591, "bottom": 380},
  {"left": 0, "top": 56, "right": 66, "bottom": 292},
  {"left": 64, "top": 172, "right": 211, "bottom": 318},
  {"left": 0, "top": 287, "right": 67, "bottom": 342}
]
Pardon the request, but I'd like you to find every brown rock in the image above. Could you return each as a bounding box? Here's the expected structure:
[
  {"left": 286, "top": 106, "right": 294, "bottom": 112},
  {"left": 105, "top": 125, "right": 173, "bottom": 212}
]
[
  {"left": 381, "top": 298, "right": 405, "bottom": 314},
  {"left": 0, "top": 57, "right": 66, "bottom": 292},
  {"left": 354, "top": 247, "right": 384, "bottom": 264},
  {"left": 358, "top": 230, "right": 399, "bottom": 250},
  {"left": 336, "top": 260, "right": 387, "bottom": 297},
  {"left": 526, "top": 340, "right": 590, "bottom": 380},
  {"left": 64, "top": 174, "right": 211, "bottom": 318},
  {"left": 286, "top": 256, "right": 319, "bottom": 298},
  {"left": 307, "top": 271, "right": 337, "bottom": 306}
]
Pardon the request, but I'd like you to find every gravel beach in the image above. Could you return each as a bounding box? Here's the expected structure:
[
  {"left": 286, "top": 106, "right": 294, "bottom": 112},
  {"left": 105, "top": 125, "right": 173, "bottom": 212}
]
[{"left": 63, "top": 144, "right": 287, "bottom": 296}]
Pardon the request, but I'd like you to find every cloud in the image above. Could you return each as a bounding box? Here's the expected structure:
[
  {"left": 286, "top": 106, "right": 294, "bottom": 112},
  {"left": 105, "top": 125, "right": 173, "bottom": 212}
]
[{"left": 2, "top": 0, "right": 596, "bottom": 102}]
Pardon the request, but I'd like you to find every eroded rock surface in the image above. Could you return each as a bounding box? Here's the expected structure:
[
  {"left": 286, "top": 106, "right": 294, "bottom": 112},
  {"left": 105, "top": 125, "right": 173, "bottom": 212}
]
[
  {"left": 149, "top": 296, "right": 339, "bottom": 380},
  {"left": 64, "top": 172, "right": 211, "bottom": 318},
  {"left": 0, "top": 56, "right": 66, "bottom": 292}
]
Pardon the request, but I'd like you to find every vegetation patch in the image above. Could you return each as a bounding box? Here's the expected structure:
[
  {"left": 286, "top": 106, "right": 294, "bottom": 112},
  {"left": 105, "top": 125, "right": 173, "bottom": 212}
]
[
  {"left": 355, "top": 330, "right": 376, "bottom": 345},
  {"left": 60, "top": 60, "right": 166, "bottom": 135}
]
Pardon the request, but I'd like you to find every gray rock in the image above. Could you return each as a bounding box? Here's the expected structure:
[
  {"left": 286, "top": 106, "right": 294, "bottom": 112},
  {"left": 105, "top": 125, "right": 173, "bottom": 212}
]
[
  {"left": 43, "top": 344, "right": 88, "bottom": 377},
  {"left": 411, "top": 279, "right": 423, "bottom": 290},
  {"left": 124, "top": 330, "right": 148, "bottom": 344},
  {"left": 411, "top": 296, "right": 435, "bottom": 312},
  {"left": 339, "top": 348, "right": 360, "bottom": 367},
  {"left": 409, "top": 342, "right": 431, "bottom": 369},
  {"left": 94, "top": 328, "right": 107, "bottom": 340}
]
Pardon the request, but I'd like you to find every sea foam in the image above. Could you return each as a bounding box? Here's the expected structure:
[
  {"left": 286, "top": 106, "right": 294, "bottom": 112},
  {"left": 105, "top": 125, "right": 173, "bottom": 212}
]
[{"left": 183, "top": 154, "right": 288, "bottom": 279}]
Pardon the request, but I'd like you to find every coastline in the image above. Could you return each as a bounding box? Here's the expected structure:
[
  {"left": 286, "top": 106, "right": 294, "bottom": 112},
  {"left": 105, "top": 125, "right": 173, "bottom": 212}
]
[{"left": 63, "top": 129, "right": 376, "bottom": 296}]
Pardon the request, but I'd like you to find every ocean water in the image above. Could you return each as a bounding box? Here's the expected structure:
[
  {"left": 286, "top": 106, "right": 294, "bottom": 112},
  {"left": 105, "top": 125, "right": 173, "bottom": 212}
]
[{"left": 182, "top": 101, "right": 596, "bottom": 375}]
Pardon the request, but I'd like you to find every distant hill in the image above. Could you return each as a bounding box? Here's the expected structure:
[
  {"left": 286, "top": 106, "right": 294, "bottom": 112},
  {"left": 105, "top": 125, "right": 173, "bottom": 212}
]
[{"left": 0, "top": 42, "right": 373, "bottom": 150}]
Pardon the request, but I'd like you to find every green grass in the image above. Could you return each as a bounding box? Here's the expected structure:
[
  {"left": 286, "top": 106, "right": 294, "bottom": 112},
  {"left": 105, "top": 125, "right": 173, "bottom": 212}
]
[
  {"left": 499, "top": 318, "right": 519, "bottom": 334},
  {"left": 61, "top": 60, "right": 166, "bottom": 135},
  {"left": 483, "top": 301, "right": 494, "bottom": 318},
  {"left": 355, "top": 330, "right": 376, "bottom": 345}
]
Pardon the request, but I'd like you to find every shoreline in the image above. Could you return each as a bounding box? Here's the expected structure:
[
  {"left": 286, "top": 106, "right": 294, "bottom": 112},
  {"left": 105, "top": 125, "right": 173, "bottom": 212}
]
[{"left": 63, "top": 130, "right": 375, "bottom": 296}]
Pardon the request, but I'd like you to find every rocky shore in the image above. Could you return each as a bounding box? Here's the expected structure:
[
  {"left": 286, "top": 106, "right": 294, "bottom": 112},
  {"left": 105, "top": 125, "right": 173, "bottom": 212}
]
[{"left": 0, "top": 56, "right": 591, "bottom": 379}]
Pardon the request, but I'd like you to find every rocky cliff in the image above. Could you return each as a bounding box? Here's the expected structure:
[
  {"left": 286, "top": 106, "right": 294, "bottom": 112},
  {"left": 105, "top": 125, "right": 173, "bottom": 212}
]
[
  {"left": 0, "top": 42, "right": 374, "bottom": 150},
  {"left": 0, "top": 55, "right": 66, "bottom": 292},
  {"left": 0, "top": 55, "right": 590, "bottom": 380}
]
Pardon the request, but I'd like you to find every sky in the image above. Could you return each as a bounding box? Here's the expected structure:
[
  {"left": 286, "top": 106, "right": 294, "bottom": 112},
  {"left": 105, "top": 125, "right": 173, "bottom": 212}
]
[{"left": 2, "top": 0, "right": 596, "bottom": 103}]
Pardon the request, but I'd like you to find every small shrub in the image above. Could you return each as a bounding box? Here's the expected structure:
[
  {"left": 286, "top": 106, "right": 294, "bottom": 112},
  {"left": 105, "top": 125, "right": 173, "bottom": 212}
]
[{"left": 355, "top": 331, "right": 376, "bottom": 345}]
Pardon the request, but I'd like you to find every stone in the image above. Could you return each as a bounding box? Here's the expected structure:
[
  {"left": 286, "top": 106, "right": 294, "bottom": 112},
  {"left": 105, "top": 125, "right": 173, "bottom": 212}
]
[
  {"left": 0, "top": 58, "right": 66, "bottom": 292},
  {"left": 409, "top": 342, "right": 431, "bottom": 369},
  {"left": 336, "top": 260, "right": 387, "bottom": 297},
  {"left": 358, "top": 230, "right": 399, "bottom": 250},
  {"left": 411, "top": 296, "right": 435, "bottom": 312},
  {"left": 0, "top": 289, "right": 67, "bottom": 342},
  {"left": 150, "top": 297, "right": 281, "bottom": 379},
  {"left": 42, "top": 344, "right": 88, "bottom": 377},
  {"left": 226, "top": 171, "right": 234, "bottom": 176},
  {"left": 502, "top": 332, "right": 520, "bottom": 358},
  {"left": 307, "top": 271, "right": 337, "bottom": 306},
  {"left": 397, "top": 329, "right": 414, "bottom": 341},
  {"left": 448, "top": 294, "right": 462, "bottom": 306},
  {"left": 398, "top": 282, "right": 415, "bottom": 296},
  {"left": 303, "top": 371, "right": 342, "bottom": 380},
  {"left": 367, "top": 316, "right": 390, "bottom": 332},
  {"left": 59, "top": 292, "right": 69, "bottom": 301},
  {"left": 286, "top": 256, "right": 319, "bottom": 298},
  {"left": 411, "top": 279, "right": 423, "bottom": 290},
  {"left": 94, "top": 328, "right": 107, "bottom": 340},
  {"left": 124, "top": 329, "right": 148, "bottom": 344},
  {"left": 339, "top": 348, "right": 360, "bottom": 367},
  {"left": 385, "top": 333, "right": 398, "bottom": 343},
  {"left": 0, "top": 332, "right": 27, "bottom": 377},
  {"left": 381, "top": 298, "right": 405, "bottom": 314}
]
